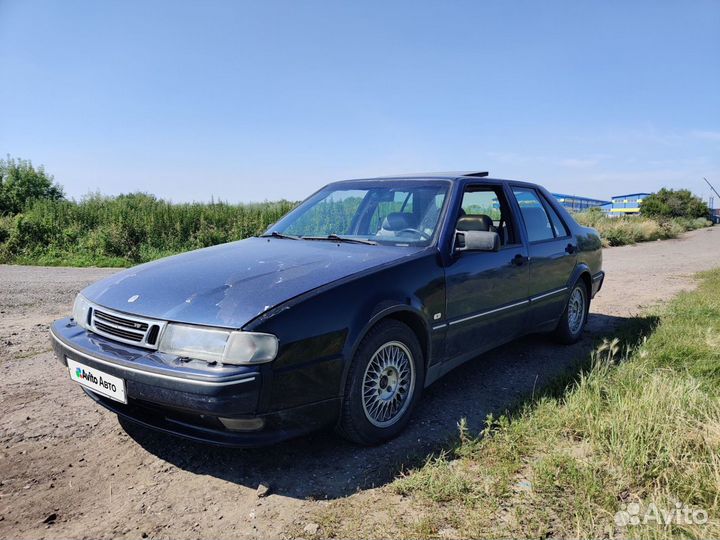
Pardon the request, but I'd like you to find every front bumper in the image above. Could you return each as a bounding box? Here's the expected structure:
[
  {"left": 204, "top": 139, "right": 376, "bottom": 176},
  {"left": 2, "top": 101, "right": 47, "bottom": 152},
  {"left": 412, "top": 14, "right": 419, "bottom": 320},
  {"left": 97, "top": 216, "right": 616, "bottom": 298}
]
[{"left": 51, "top": 319, "right": 339, "bottom": 447}]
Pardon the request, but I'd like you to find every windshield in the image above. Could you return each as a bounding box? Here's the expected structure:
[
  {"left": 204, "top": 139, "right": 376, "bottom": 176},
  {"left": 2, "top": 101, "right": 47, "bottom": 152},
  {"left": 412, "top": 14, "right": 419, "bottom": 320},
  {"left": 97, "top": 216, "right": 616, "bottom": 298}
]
[{"left": 268, "top": 180, "right": 450, "bottom": 246}]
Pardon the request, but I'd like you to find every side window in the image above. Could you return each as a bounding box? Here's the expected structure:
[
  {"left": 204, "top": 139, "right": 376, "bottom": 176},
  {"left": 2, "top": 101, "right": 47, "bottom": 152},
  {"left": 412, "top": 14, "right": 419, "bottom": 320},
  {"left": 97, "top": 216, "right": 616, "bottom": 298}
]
[
  {"left": 458, "top": 186, "right": 516, "bottom": 245},
  {"left": 543, "top": 198, "right": 569, "bottom": 237},
  {"left": 512, "top": 188, "right": 555, "bottom": 242},
  {"left": 461, "top": 191, "right": 502, "bottom": 221}
]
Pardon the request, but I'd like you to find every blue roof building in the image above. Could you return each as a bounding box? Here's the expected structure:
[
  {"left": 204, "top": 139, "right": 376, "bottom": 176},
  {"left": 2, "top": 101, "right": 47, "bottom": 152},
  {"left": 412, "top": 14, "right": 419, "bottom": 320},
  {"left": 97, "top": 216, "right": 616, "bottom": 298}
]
[
  {"left": 551, "top": 193, "right": 610, "bottom": 212},
  {"left": 548, "top": 191, "right": 659, "bottom": 215},
  {"left": 608, "top": 193, "right": 652, "bottom": 214}
]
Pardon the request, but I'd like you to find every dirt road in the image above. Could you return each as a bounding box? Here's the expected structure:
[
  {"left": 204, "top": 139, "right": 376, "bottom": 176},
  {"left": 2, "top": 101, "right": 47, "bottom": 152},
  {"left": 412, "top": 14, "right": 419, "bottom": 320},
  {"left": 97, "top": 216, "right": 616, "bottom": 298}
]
[{"left": 1, "top": 226, "right": 719, "bottom": 539}]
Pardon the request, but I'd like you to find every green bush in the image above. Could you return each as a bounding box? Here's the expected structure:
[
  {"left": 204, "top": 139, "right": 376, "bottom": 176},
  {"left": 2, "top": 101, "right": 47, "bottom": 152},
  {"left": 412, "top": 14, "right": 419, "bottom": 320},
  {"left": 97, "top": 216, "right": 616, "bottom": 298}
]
[{"left": 641, "top": 188, "right": 710, "bottom": 219}]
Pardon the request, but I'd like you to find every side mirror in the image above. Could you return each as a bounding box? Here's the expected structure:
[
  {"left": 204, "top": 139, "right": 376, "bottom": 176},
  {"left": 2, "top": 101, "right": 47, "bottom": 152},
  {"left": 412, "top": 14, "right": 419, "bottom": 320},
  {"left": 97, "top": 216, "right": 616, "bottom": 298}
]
[{"left": 455, "top": 230, "right": 500, "bottom": 252}]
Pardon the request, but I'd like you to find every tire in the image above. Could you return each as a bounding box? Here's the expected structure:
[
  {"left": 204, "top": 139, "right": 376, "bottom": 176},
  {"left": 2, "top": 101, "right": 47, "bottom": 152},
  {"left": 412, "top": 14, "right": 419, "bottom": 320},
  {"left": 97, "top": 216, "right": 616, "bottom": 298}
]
[
  {"left": 336, "top": 319, "right": 425, "bottom": 445},
  {"left": 553, "top": 279, "right": 589, "bottom": 344}
]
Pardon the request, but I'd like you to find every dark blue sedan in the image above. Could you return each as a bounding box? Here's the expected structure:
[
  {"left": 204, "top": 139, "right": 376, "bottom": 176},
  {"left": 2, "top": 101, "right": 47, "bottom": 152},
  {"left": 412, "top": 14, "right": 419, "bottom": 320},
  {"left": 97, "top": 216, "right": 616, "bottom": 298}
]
[{"left": 51, "top": 172, "right": 604, "bottom": 446}]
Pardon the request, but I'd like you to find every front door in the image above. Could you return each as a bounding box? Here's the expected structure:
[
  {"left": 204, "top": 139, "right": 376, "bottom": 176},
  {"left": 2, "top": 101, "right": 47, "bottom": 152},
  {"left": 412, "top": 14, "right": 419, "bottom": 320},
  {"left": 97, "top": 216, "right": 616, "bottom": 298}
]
[{"left": 444, "top": 184, "right": 530, "bottom": 360}]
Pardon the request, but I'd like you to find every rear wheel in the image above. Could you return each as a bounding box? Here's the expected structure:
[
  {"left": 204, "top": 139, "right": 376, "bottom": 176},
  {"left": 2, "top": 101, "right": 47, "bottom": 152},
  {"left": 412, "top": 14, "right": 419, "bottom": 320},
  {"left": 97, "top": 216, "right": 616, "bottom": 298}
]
[
  {"left": 336, "top": 320, "right": 424, "bottom": 445},
  {"left": 553, "top": 279, "right": 588, "bottom": 344}
]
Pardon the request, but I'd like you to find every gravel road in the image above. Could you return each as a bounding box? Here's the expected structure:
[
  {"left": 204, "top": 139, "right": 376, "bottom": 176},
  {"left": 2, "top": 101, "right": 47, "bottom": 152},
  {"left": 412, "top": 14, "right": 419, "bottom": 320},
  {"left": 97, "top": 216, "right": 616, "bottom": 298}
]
[{"left": 1, "top": 226, "right": 718, "bottom": 539}]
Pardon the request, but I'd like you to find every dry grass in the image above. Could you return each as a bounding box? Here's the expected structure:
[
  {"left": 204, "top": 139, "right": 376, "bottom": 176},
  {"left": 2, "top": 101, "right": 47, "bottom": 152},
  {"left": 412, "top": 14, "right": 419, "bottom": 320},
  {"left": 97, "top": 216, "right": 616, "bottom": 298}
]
[{"left": 573, "top": 209, "right": 711, "bottom": 247}]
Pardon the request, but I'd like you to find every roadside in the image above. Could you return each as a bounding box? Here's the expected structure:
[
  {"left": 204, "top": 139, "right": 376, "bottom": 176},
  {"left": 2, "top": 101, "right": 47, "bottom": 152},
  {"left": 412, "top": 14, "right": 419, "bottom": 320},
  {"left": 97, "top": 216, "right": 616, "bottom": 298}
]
[
  {"left": 0, "top": 266, "right": 116, "bottom": 364},
  {"left": 573, "top": 209, "right": 711, "bottom": 247},
  {"left": 0, "top": 226, "right": 718, "bottom": 539}
]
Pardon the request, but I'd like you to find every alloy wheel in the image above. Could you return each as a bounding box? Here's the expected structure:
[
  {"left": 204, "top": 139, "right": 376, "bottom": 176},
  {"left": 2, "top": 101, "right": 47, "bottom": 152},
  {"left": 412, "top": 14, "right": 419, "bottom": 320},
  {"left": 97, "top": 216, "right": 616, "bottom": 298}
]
[
  {"left": 361, "top": 341, "right": 416, "bottom": 428},
  {"left": 567, "top": 286, "right": 586, "bottom": 335}
]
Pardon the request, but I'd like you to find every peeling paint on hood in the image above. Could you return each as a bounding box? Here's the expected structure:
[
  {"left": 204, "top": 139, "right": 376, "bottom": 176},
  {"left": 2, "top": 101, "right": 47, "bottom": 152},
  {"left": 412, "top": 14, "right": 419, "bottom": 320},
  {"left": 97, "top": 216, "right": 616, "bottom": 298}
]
[{"left": 81, "top": 237, "right": 423, "bottom": 328}]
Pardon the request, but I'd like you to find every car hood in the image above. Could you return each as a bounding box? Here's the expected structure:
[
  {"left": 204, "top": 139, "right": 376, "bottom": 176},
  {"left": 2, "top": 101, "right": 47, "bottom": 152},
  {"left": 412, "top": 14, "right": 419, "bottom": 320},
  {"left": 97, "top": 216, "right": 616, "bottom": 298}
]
[{"left": 82, "top": 237, "right": 424, "bottom": 328}]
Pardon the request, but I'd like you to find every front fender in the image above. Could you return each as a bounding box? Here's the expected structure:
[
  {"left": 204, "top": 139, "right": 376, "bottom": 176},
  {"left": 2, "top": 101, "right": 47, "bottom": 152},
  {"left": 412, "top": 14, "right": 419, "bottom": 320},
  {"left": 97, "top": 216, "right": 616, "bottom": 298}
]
[
  {"left": 246, "top": 252, "right": 444, "bottom": 411},
  {"left": 341, "top": 302, "right": 432, "bottom": 397},
  {"left": 347, "top": 301, "right": 431, "bottom": 358}
]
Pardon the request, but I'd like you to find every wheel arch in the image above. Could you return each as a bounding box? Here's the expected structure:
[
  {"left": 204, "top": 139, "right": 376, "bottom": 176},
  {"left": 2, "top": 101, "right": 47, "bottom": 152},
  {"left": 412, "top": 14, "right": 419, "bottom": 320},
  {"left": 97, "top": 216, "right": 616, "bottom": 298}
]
[
  {"left": 568, "top": 264, "right": 592, "bottom": 321},
  {"left": 579, "top": 271, "right": 592, "bottom": 298},
  {"left": 569, "top": 263, "right": 593, "bottom": 298},
  {"left": 340, "top": 305, "right": 431, "bottom": 397}
]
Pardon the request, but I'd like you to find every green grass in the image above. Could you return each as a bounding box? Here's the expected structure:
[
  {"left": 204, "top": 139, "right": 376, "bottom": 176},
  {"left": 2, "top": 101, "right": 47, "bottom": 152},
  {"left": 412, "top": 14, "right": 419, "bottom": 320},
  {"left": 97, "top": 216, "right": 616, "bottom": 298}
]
[
  {"left": 311, "top": 269, "right": 720, "bottom": 539},
  {"left": 0, "top": 193, "right": 298, "bottom": 267}
]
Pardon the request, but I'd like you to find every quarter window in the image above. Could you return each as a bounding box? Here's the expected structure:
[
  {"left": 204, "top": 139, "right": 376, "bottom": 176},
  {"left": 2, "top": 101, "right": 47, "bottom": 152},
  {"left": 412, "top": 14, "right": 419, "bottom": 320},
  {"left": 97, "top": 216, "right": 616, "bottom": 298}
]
[
  {"left": 544, "top": 199, "right": 569, "bottom": 237},
  {"left": 512, "top": 188, "right": 555, "bottom": 242}
]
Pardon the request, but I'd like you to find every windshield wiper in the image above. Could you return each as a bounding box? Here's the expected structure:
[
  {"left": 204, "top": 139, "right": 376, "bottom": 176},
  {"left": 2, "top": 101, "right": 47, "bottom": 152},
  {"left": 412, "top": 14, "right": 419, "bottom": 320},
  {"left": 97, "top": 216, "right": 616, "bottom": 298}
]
[
  {"left": 304, "top": 234, "right": 377, "bottom": 245},
  {"left": 261, "top": 231, "right": 301, "bottom": 240}
]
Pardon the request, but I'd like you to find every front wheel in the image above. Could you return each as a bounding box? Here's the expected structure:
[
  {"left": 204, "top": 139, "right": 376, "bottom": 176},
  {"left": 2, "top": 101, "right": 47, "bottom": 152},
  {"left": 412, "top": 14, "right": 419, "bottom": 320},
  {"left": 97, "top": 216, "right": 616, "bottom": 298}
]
[
  {"left": 336, "top": 320, "right": 424, "bottom": 445},
  {"left": 553, "top": 280, "right": 589, "bottom": 344}
]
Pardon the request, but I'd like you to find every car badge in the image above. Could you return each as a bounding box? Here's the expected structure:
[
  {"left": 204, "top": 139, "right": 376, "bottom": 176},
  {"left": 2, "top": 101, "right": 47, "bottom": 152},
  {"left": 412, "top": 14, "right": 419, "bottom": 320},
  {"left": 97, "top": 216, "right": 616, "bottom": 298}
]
[{"left": 127, "top": 294, "right": 140, "bottom": 303}]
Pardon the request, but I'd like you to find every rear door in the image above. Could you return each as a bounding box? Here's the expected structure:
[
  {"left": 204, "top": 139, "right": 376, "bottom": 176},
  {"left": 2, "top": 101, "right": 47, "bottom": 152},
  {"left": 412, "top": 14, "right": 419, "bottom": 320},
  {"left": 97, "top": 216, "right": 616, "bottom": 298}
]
[
  {"left": 444, "top": 182, "right": 530, "bottom": 360},
  {"left": 510, "top": 186, "right": 577, "bottom": 328}
]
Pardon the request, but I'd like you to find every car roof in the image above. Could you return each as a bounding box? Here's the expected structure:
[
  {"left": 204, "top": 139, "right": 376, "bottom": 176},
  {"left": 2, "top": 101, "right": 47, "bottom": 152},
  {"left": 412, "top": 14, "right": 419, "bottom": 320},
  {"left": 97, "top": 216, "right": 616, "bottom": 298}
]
[
  {"left": 352, "top": 171, "right": 487, "bottom": 180},
  {"left": 332, "top": 172, "right": 540, "bottom": 188}
]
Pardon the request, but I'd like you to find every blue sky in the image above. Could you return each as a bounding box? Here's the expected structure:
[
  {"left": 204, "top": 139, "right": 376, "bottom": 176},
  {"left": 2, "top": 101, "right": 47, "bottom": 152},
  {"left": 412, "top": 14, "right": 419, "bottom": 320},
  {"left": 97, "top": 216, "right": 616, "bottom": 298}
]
[{"left": 1, "top": 0, "right": 719, "bottom": 204}]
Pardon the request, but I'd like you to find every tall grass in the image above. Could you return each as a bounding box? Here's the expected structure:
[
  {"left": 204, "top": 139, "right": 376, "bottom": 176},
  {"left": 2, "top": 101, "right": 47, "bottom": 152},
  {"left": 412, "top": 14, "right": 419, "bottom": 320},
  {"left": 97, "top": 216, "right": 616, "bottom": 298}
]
[
  {"left": 0, "top": 193, "right": 297, "bottom": 266},
  {"left": 574, "top": 209, "right": 711, "bottom": 247}
]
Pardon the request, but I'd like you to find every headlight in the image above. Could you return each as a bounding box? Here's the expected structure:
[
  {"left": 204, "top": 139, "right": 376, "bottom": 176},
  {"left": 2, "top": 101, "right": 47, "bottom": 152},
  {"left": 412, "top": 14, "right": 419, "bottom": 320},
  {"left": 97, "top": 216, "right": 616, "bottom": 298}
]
[
  {"left": 72, "top": 294, "right": 92, "bottom": 329},
  {"left": 158, "top": 324, "right": 278, "bottom": 365}
]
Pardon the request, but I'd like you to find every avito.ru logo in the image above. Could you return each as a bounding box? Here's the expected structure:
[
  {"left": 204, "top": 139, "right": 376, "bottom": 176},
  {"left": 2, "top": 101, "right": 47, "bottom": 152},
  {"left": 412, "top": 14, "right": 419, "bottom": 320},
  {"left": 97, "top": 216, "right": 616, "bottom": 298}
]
[
  {"left": 615, "top": 502, "right": 708, "bottom": 527},
  {"left": 76, "top": 367, "right": 98, "bottom": 384},
  {"left": 74, "top": 366, "right": 118, "bottom": 393}
]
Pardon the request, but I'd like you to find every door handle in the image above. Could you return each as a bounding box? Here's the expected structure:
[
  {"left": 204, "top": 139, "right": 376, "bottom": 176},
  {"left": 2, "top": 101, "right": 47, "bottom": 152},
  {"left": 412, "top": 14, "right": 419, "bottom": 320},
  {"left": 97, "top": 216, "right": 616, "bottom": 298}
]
[
  {"left": 511, "top": 254, "right": 528, "bottom": 266},
  {"left": 565, "top": 243, "right": 577, "bottom": 254}
]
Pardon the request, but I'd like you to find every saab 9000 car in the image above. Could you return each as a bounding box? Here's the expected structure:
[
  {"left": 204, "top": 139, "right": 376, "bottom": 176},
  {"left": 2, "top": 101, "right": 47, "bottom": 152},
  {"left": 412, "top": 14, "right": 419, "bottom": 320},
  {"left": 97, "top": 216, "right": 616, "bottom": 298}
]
[{"left": 51, "top": 172, "right": 604, "bottom": 446}]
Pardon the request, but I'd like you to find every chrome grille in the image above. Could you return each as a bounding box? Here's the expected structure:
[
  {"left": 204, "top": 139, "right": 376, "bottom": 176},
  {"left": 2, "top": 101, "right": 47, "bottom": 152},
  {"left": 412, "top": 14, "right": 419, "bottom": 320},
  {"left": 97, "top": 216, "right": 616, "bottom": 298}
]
[
  {"left": 94, "top": 309, "right": 149, "bottom": 332},
  {"left": 89, "top": 307, "right": 165, "bottom": 349}
]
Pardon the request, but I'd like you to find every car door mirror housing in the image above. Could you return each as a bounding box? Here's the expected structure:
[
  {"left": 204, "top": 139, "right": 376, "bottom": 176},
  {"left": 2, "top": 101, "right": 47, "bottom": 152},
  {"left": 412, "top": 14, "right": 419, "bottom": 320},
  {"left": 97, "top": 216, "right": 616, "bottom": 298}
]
[{"left": 454, "top": 230, "right": 500, "bottom": 253}]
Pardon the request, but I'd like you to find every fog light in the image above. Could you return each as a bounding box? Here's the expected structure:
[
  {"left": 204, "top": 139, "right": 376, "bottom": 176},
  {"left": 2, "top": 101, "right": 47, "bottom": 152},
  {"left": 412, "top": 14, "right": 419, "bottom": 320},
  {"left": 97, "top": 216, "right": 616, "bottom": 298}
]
[{"left": 218, "top": 417, "right": 265, "bottom": 432}]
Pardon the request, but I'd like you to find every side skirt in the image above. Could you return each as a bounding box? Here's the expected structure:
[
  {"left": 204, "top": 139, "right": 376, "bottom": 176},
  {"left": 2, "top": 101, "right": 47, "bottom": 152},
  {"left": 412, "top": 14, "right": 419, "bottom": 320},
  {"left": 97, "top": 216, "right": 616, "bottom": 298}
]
[{"left": 424, "top": 335, "right": 516, "bottom": 387}]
